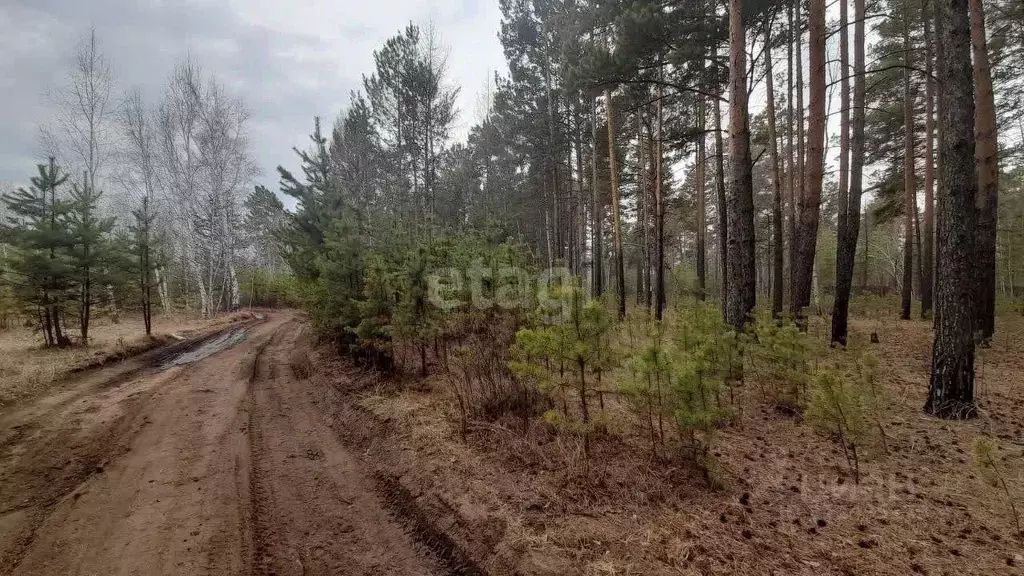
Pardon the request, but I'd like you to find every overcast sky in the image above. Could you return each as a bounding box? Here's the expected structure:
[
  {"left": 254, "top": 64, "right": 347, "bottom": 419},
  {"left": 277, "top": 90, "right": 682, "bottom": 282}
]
[{"left": 0, "top": 0, "right": 507, "bottom": 193}]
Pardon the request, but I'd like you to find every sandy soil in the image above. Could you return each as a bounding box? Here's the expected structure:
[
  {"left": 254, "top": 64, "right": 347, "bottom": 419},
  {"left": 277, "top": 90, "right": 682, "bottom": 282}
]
[{"left": 0, "top": 312, "right": 440, "bottom": 576}]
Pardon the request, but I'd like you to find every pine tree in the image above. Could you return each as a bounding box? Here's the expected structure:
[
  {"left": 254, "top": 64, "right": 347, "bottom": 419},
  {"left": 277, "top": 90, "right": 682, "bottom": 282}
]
[
  {"left": 606, "top": 87, "right": 626, "bottom": 321},
  {"left": 764, "top": 15, "right": 784, "bottom": 317},
  {"left": 278, "top": 117, "right": 337, "bottom": 280},
  {"left": 901, "top": 6, "right": 917, "bottom": 321},
  {"left": 832, "top": 0, "right": 867, "bottom": 346},
  {"left": 131, "top": 195, "right": 159, "bottom": 335},
  {"left": 725, "top": 0, "right": 756, "bottom": 332},
  {"left": 792, "top": 0, "right": 826, "bottom": 327},
  {"left": 244, "top": 184, "right": 286, "bottom": 274},
  {"left": 66, "top": 173, "right": 116, "bottom": 342},
  {"left": 970, "top": 0, "right": 998, "bottom": 342},
  {"left": 926, "top": 0, "right": 979, "bottom": 419},
  {"left": 1, "top": 159, "right": 74, "bottom": 347}
]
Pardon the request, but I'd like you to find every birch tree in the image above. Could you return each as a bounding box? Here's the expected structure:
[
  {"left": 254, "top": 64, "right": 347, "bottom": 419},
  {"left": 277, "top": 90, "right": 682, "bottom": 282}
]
[
  {"left": 39, "top": 29, "right": 114, "bottom": 196},
  {"left": 120, "top": 89, "right": 170, "bottom": 313},
  {"left": 157, "top": 60, "right": 256, "bottom": 316}
]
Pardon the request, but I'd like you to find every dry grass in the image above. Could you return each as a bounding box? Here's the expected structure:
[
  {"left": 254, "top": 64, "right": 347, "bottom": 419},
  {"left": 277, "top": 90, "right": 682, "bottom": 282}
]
[
  {"left": 334, "top": 311, "right": 1024, "bottom": 576},
  {"left": 0, "top": 310, "right": 256, "bottom": 407}
]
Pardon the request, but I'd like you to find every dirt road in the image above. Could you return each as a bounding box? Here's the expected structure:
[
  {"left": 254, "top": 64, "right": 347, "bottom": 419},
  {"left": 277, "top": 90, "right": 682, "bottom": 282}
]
[{"left": 0, "top": 312, "right": 440, "bottom": 576}]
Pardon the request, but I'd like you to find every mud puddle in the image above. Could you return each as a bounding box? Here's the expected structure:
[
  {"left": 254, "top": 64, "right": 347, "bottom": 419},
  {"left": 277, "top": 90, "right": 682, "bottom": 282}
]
[{"left": 158, "top": 327, "right": 249, "bottom": 369}]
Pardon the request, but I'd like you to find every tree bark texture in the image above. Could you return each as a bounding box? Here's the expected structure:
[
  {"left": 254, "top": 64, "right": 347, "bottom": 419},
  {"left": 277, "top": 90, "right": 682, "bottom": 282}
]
[
  {"left": 725, "top": 0, "right": 756, "bottom": 332},
  {"left": 606, "top": 88, "right": 626, "bottom": 320},
  {"left": 922, "top": 10, "right": 936, "bottom": 317},
  {"left": 901, "top": 10, "right": 916, "bottom": 321},
  {"left": 792, "top": 0, "right": 825, "bottom": 326},
  {"left": 970, "top": 0, "right": 998, "bottom": 341},
  {"left": 832, "top": 0, "right": 864, "bottom": 346},
  {"left": 764, "top": 25, "right": 784, "bottom": 317},
  {"left": 926, "top": 0, "right": 978, "bottom": 419}
]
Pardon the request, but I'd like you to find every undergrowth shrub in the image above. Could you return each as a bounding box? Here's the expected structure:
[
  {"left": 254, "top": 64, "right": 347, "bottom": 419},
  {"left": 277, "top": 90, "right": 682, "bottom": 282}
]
[
  {"left": 623, "top": 318, "right": 671, "bottom": 455},
  {"left": 973, "top": 437, "right": 1022, "bottom": 537},
  {"left": 446, "top": 310, "right": 543, "bottom": 438},
  {"left": 622, "top": 302, "right": 731, "bottom": 485},
  {"left": 806, "top": 367, "right": 877, "bottom": 483},
  {"left": 748, "top": 310, "right": 815, "bottom": 412},
  {"left": 509, "top": 283, "right": 615, "bottom": 455},
  {"left": 303, "top": 227, "right": 535, "bottom": 372},
  {"left": 350, "top": 254, "right": 398, "bottom": 370}
]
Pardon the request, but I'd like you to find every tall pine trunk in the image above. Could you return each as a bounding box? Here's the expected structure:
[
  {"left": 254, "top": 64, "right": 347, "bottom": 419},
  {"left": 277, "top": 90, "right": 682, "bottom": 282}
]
[
  {"left": 655, "top": 74, "right": 666, "bottom": 319},
  {"left": 922, "top": 9, "right": 936, "bottom": 317},
  {"left": 833, "top": 0, "right": 862, "bottom": 346},
  {"left": 638, "top": 113, "right": 651, "bottom": 309},
  {"left": 795, "top": 0, "right": 806, "bottom": 231},
  {"left": 787, "top": 2, "right": 797, "bottom": 302},
  {"left": 591, "top": 95, "right": 603, "bottom": 298},
  {"left": 792, "top": 0, "right": 825, "bottom": 326},
  {"left": 765, "top": 21, "right": 784, "bottom": 317},
  {"left": 836, "top": 0, "right": 851, "bottom": 278},
  {"left": 933, "top": 0, "right": 946, "bottom": 328},
  {"left": 901, "top": 9, "right": 916, "bottom": 321},
  {"left": 725, "top": 0, "right": 756, "bottom": 332},
  {"left": 926, "top": 0, "right": 978, "bottom": 419},
  {"left": 696, "top": 96, "right": 708, "bottom": 302},
  {"left": 575, "top": 101, "right": 587, "bottom": 278},
  {"left": 606, "top": 87, "right": 626, "bottom": 320},
  {"left": 970, "top": 0, "right": 998, "bottom": 342},
  {"left": 713, "top": 94, "right": 728, "bottom": 317}
]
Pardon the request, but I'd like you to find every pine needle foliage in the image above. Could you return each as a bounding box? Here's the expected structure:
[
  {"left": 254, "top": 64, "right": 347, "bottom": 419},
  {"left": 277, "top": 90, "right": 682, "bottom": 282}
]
[
  {"left": 510, "top": 282, "right": 615, "bottom": 455},
  {"left": 806, "top": 368, "right": 874, "bottom": 483}
]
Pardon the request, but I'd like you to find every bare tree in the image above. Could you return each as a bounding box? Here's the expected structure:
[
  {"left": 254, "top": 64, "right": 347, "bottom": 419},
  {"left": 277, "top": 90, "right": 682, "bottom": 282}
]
[
  {"left": 40, "top": 28, "right": 114, "bottom": 193},
  {"left": 157, "top": 59, "right": 257, "bottom": 317},
  {"left": 120, "top": 89, "right": 170, "bottom": 313},
  {"left": 195, "top": 82, "right": 259, "bottom": 311},
  {"left": 39, "top": 28, "right": 120, "bottom": 320},
  {"left": 159, "top": 60, "right": 208, "bottom": 314}
]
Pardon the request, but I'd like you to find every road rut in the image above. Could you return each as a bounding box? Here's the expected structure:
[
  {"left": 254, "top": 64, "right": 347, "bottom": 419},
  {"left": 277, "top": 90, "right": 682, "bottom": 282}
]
[{"left": 0, "top": 312, "right": 439, "bottom": 576}]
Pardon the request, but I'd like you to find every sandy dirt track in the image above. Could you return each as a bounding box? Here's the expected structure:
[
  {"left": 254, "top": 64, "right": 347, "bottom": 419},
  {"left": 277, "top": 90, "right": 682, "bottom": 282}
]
[{"left": 0, "top": 312, "right": 439, "bottom": 576}]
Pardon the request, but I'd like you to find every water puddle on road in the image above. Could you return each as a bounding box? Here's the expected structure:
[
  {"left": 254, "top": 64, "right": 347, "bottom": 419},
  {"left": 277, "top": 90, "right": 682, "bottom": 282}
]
[{"left": 159, "top": 327, "right": 250, "bottom": 369}]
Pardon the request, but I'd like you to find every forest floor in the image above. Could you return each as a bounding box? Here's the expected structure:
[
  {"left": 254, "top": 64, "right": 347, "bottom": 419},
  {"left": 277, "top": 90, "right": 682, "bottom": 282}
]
[
  {"left": 340, "top": 312, "right": 1024, "bottom": 576},
  {"left": 0, "top": 310, "right": 1021, "bottom": 576}
]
